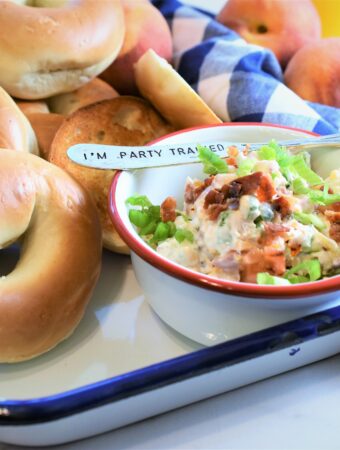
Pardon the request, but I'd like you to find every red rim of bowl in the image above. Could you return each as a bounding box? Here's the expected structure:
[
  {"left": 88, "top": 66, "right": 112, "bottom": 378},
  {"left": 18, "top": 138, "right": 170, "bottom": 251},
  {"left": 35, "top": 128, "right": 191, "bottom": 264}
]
[{"left": 109, "top": 122, "right": 340, "bottom": 299}]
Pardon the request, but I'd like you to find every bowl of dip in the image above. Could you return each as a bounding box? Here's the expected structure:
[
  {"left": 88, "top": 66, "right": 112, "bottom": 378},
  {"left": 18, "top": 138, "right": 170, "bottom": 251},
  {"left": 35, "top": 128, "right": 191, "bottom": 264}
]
[{"left": 109, "top": 123, "right": 340, "bottom": 346}]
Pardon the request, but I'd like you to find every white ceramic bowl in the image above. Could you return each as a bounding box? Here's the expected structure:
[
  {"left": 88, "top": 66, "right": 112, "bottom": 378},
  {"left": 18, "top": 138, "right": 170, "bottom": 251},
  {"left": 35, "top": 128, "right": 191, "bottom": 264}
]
[{"left": 109, "top": 123, "right": 340, "bottom": 346}]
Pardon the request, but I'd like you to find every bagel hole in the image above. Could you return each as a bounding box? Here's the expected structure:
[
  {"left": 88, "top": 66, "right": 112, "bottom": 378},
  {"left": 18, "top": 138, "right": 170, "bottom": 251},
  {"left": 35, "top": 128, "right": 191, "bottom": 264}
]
[{"left": 0, "top": 243, "right": 21, "bottom": 277}]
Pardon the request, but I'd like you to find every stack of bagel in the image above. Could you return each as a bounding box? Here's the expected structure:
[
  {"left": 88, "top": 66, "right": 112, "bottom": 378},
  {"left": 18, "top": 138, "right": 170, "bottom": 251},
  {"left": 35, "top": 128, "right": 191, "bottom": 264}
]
[{"left": 0, "top": 0, "right": 222, "bottom": 363}]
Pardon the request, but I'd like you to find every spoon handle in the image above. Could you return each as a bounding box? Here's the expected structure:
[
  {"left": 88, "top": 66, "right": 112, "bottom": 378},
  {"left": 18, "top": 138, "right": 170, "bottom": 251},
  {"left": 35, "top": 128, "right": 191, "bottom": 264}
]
[{"left": 67, "top": 133, "right": 340, "bottom": 170}]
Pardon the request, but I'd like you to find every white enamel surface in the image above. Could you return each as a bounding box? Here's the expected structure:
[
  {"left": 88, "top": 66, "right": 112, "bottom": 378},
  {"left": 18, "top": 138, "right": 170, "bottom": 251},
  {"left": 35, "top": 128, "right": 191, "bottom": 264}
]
[
  {"left": 1, "top": 331, "right": 340, "bottom": 447},
  {"left": 0, "top": 248, "right": 200, "bottom": 399},
  {"left": 114, "top": 125, "right": 340, "bottom": 346},
  {"left": 132, "top": 253, "right": 340, "bottom": 345}
]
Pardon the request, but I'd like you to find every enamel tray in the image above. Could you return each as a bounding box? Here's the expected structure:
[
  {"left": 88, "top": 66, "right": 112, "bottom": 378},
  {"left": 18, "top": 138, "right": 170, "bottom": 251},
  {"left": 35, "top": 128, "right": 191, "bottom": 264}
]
[{"left": 1, "top": 246, "right": 340, "bottom": 447}]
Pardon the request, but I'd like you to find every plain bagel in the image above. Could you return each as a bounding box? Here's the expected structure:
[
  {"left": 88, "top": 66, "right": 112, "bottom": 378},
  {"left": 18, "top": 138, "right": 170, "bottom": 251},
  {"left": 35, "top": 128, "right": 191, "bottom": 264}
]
[
  {"left": 0, "top": 87, "right": 39, "bottom": 154},
  {"left": 48, "top": 78, "right": 119, "bottom": 116},
  {"left": 49, "top": 96, "right": 174, "bottom": 253},
  {"left": 0, "top": 149, "right": 102, "bottom": 362},
  {"left": 0, "top": 0, "right": 125, "bottom": 99}
]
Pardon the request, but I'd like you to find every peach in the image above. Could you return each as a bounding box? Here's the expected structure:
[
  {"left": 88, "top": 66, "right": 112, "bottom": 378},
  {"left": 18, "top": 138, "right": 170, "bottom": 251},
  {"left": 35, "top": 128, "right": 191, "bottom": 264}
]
[
  {"left": 217, "top": 0, "right": 321, "bottom": 67},
  {"left": 284, "top": 38, "right": 340, "bottom": 107},
  {"left": 100, "top": 0, "right": 173, "bottom": 95}
]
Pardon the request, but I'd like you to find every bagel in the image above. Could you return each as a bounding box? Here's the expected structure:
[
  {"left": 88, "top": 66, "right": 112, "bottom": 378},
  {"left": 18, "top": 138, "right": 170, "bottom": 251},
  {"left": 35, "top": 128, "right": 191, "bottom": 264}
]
[
  {"left": 0, "top": 149, "right": 102, "bottom": 362},
  {"left": 48, "top": 78, "right": 119, "bottom": 116},
  {"left": 0, "top": 0, "right": 125, "bottom": 99},
  {"left": 49, "top": 96, "right": 174, "bottom": 253},
  {"left": 134, "top": 49, "right": 222, "bottom": 129},
  {"left": 0, "top": 87, "right": 39, "bottom": 154},
  {"left": 26, "top": 112, "right": 64, "bottom": 159},
  {"left": 16, "top": 100, "right": 50, "bottom": 115}
]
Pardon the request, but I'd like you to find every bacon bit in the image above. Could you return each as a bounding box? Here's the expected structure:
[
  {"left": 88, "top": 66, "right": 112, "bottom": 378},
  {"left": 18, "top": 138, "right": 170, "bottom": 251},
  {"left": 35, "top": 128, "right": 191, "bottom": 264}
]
[
  {"left": 160, "top": 196, "right": 177, "bottom": 222},
  {"left": 289, "top": 245, "right": 302, "bottom": 257},
  {"left": 206, "top": 204, "right": 228, "bottom": 221},
  {"left": 240, "top": 248, "right": 267, "bottom": 283},
  {"left": 240, "top": 246, "right": 286, "bottom": 283},
  {"left": 263, "top": 247, "right": 286, "bottom": 276},
  {"left": 226, "top": 157, "right": 238, "bottom": 166},
  {"left": 203, "top": 181, "right": 243, "bottom": 220},
  {"left": 258, "top": 223, "right": 289, "bottom": 246},
  {"left": 228, "top": 146, "right": 239, "bottom": 157},
  {"left": 319, "top": 202, "right": 340, "bottom": 215},
  {"left": 230, "top": 171, "right": 276, "bottom": 202},
  {"left": 204, "top": 189, "right": 225, "bottom": 209},
  {"left": 319, "top": 203, "right": 340, "bottom": 242},
  {"left": 184, "top": 176, "right": 213, "bottom": 204},
  {"left": 256, "top": 174, "right": 276, "bottom": 202},
  {"left": 272, "top": 196, "right": 292, "bottom": 218},
  {"left": 324, "top": 210, "right": 340, "bottom": 223},
  {"left": 330, "top": 223, "right": 340, "bottom": 242},
  {"left": 203, "top": 187, "right": 229, "bottom": 220}
]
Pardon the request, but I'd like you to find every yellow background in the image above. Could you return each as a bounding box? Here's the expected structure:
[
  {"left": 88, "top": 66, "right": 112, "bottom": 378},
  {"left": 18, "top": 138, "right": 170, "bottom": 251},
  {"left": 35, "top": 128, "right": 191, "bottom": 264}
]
[{"left": 312, "top": 0, "right": 340, "bottom": 37}]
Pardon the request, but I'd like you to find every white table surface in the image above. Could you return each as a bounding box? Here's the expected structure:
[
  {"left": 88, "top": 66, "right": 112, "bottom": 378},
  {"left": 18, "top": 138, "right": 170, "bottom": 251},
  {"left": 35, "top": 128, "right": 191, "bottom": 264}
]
[{"left": 2, "top": 1, "right": 339, "bottom": 449}]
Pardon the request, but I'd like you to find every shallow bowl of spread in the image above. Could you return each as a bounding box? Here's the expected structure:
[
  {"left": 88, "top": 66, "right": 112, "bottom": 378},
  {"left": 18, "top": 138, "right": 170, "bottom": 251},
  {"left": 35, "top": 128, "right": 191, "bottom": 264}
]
[{"left": 109, "top": 123, "right": 340, "bottom": 346}]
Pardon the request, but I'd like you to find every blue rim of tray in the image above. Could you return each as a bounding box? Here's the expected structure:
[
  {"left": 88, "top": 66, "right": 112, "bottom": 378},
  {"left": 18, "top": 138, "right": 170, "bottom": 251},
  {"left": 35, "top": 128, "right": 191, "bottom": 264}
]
[{"left": 0, "top": 305, "right": 340, "bottom": 425}]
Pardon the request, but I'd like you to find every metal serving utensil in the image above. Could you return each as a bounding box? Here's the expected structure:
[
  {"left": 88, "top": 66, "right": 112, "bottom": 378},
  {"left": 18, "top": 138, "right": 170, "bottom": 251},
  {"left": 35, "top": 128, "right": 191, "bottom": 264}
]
[{"left": 67, "top": 132, "right": 340, "bottom": 175}]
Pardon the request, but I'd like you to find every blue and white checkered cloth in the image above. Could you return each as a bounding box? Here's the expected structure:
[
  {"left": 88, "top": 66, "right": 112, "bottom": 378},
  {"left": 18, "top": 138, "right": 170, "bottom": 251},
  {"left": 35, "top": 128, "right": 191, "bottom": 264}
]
[{"left": 152, "top": 0, "right": 340, "bottom": 135}]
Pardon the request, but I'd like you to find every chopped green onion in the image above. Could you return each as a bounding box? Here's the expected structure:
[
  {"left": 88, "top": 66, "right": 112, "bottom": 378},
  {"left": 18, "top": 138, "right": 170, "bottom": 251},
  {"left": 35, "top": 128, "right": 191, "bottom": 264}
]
[
  {"left": 285, "top": 259, "right": 321, "bottom": 283},
  {"left": 151, "top": 222, "right": 171, "bottom": 244},
  {"left": 236, "top": 158, "right": 256, "bottom": 176},
  {"left": 285, "top": 275, "right": 309, "bottom": 284},
  {"left": 174, "top": 229, "right": 194, "bottom": 243},
  {"left": 139, "top": 219, "right": 158, "bottom": 236},
  {"left": 292, "top": 177, "right": 309, "bottom": 195},
  {"left": 149, "top": 205, "right": 161, "bottom": 220},
  {"left": 268, "top": 140, "right": 291, "bottom": 167},
  {"left": 167, "top": 221, "right": 177, "bottom": 237},
  {"left": 290, "top": 154, "right": 324, "bottom": 186},
  {"left": 257, "top": 273, "right": 291, "bottom": 285},
  {"left": 128, "top": 209, "right": 151, "bottom": 228},
  {"left": 258, "top": 144, "right": 277, "bottom": 160},
  {"left": 126, "top": 195, "right": 152, "bottom": 208},
  {"left": 197, "top": 144, "right": 228, "bottom": 175},
  {"left": 293, "top": 212, "right": 326, "bottom": 231},
  {"left": 308, "top": 185, "right": 340, "bottom": 206}
]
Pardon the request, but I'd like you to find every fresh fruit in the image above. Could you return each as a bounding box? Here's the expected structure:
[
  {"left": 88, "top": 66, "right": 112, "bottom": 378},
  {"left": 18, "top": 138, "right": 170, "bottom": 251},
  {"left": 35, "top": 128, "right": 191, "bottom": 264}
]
[
  {"left": 100, "top": 0, "right": 173, "bottom": 95},
  {"left": 284, "top": 37, "right": 340, "bottom": 107},
  {"left": 217, "top": 0, "right": 321, "bottom": 67}
]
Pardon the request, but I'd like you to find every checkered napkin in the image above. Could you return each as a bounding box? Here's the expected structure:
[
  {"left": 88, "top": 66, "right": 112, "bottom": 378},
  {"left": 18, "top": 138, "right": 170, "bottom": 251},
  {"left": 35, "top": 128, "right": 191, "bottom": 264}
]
[{"left": 152, "top": 0, "right": 340, "bottom": 135}]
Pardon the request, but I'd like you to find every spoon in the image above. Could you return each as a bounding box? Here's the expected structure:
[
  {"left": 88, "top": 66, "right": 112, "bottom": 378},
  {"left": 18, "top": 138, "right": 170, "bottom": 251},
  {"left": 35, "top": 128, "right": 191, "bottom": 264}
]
[{"left": 67, "top": 132, "right": 340, "bottom": 177}]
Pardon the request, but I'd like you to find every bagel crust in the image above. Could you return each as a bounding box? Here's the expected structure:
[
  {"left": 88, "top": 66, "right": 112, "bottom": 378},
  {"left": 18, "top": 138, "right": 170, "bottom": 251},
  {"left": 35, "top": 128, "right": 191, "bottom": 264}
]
[
  {"left": 48, "top": 78, "right": 119, "bottom": 116},
  {"left": 0, "top": 150, "right": 102, "bottom": 362},
  {"left": 0, "top": 87, "right": 39, "bottom": 155},
  {"left": 0, "top": 0, "right": 125, "bottom": 99},
  {"left": 49, "top": 96, "right": 174, "bottom": 253}
]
